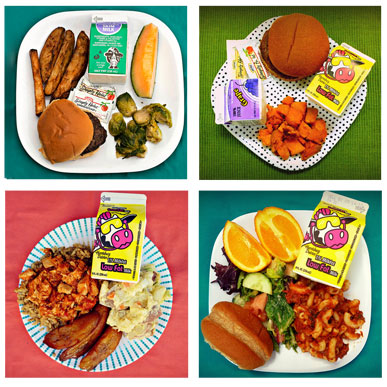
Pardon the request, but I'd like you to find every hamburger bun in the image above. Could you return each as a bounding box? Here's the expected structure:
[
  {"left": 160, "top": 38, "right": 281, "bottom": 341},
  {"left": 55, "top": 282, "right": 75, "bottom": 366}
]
[
  {"left": 260, "top": 13, "right": 329, "bottom": 80},
  {"left": 201, "top": 301, "right": 273, "bottom": 370},
  {"left": 38, "top": 99, "right": 94, "bottom": 163}
]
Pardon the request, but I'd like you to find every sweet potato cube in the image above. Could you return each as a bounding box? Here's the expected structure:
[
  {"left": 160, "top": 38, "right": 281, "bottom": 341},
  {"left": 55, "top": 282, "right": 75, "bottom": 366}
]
[
  {"left": 258, "top": 128, "right": 272, "bottom": 146},
  {"left": 298, "top": 121, "right": 312, "bottom": 138},
  {"left": 305, "top": 107, "right": 318, "bottom": 124},
  {"left": 276, "top": 143, "right": 290, "bottom": 160},
  {"left": 267, "top": 105, "right": 282, "bottom": 121},
  {"left": 284, "top": 138, "right": 305, "bottom": 156},
  {"left": 308, "top": 119, "right": 327, "bottom": 144},
  {"left": 282, "top": 96, "right": 294, "bottom": 105},
  {"left": 290, "top": 101, "right": 307, "bottom": 117},
  {"left": 286, "top": 107, "right": 303, "bottom": 127},
  {"left": 277, "top": 104, "right": 290, "bottom": 117},
  {"left": 301, "top": 142, "right": 322, "bottom": 160},
  {"left": 270, "top": 129, "right": 283, "bottom": 153}
]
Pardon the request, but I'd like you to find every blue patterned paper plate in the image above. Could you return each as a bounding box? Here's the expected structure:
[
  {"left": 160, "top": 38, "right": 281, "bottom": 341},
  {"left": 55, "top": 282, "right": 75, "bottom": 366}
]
[{"left": 18, "top": 217, "right": 173, "bottom": 372}]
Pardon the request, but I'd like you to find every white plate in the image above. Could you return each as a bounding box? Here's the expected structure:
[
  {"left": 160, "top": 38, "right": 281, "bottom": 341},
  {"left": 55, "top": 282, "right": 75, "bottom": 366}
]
[
  {"left": 18, "top": 217, "right": 173, "bottom": 372},
  {"left": 209, "top": 211, "right": 371, "bottom": 373},
  {"left": 211, "top": 17, "right": 367, "bottom": 171},
  {"left": 16, "top": 10, "right": 184, "bottom": 174}
]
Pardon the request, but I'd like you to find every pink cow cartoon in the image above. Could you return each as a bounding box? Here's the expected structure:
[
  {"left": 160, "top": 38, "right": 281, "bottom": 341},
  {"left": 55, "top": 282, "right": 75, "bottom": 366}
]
[
  {"left": 94, "top": 211, "right": 136, "bottom": 251},
  {"left": 320, "top": 49, "right": 364, "bottom": 84},
  {"left": 303, "top": 208, "right": 356, "bottom": 250}
]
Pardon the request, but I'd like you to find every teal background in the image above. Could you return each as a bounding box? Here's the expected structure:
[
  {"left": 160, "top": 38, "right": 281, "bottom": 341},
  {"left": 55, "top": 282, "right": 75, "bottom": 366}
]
[
  {"left": 199, "top": 191, "right": 381, "bottom": 377},
  {"left": 4, "top": 6, "right": 187, "bottom": 179},
  {"left": 199, "top": 6, "right": 381, "bottom": 180}
]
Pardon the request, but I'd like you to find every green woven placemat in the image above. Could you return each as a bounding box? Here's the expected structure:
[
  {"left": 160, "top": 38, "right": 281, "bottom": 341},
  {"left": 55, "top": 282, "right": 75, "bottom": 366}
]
[{"left": 199, "top": 6, "right": 380, "bottom": 180}]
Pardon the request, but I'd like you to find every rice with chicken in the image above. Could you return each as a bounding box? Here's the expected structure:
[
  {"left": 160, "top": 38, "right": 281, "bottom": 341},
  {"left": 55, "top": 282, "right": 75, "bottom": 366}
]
[{"left": 16, "top": 244, "right": 100, "bottom": 330}]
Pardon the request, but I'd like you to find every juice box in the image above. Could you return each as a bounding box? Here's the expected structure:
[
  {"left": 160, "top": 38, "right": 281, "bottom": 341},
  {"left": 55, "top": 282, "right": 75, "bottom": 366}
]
[
  {"left": 91, "top": 192, "right": 147, "bottom": 283},
  {"left": 88, "top": 15, "right": 128, "bottom": 84},
  {"left": 293, "top": 192, "right": 369, "bottom": 288},
  {"left": 214, "top": 79, "right": 266, "bottom": 125},
  {"left": 305, "top": 43, "right": 375, "bottom": 116}
]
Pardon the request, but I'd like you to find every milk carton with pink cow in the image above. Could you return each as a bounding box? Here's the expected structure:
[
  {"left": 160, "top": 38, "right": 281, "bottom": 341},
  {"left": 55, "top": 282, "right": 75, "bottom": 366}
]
[
  {"left": 294, "top": 191, "right": 368, "bottom": 289},
  {"left": 91, "top": 192, "right": 146, "bottom": 283}
]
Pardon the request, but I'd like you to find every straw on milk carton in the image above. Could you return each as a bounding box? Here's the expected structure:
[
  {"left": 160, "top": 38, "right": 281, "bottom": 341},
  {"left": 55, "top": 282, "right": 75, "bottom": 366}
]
[
  {"left": 305, "top": 43, "right": 375, "bottom": 116},
  {"left": 293, "top": 192, "right": 369, "bottom": 289},
  {"left": 91, "top": 192, "right": 147, "bottom": 283},
  {"left": 88, "top": 15, "right": 129, "bottom": 84}
]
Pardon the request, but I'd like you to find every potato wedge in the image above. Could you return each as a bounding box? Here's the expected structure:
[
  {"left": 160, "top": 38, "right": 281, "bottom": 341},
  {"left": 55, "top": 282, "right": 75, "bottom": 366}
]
[
  {"left": 39, "top": 27, "right": 65, "bottom": 82},
  {"left": 29, "top": 49, "right": 46, "bottom": 116},
  {"left": 43, "top": 311, "right": 99, "bottom": 349},
  {"left": 79, "top": 326, "right": 122, "bottom": 371},
  {"left": 44, "top": 30, "right": 75, "bottom": 95},
  {"left": 59, "top": 305, "right": 109, "bottom": 361},
  {"left": 51, "top": 31, "right": 89, "bottom": 100}
]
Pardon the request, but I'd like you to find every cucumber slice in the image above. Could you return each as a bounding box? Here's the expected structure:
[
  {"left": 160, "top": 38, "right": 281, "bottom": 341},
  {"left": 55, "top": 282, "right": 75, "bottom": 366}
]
[
  {"left": 243, "top": 273, "right": 272, "bottom": 295},
  {"left": 237, "top": 271, "right": 246, "bottom": 290}
]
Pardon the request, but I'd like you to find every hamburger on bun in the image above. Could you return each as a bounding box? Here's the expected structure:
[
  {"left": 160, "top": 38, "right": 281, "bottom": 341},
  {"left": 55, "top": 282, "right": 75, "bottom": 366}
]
[
  {"left": 201, "top": 301, "right": 273, "bottom": 370},
  {"left": 260, "top": 13, "right": 330, "bottom": 81},
  {"left": 37, "top": 99, "right": 107, "bottom": 163}
]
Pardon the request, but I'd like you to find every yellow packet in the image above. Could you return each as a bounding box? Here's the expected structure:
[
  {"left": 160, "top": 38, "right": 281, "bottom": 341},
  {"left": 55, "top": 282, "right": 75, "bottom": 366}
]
[
  {"left": 305, "top": 43, "right": 375, "bottom": 116},
  {"left": 91, "top": 192, "right": 147, "bottom": 283},
  {"left": 293, "top": 192, "right": 369, "bottom": 288}
]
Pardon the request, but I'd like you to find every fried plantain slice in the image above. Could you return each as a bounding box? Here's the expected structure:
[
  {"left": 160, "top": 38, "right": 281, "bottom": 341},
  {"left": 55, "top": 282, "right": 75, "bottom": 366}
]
[{"left": 79, "top": 326, "right": 122, "bottom": 371}]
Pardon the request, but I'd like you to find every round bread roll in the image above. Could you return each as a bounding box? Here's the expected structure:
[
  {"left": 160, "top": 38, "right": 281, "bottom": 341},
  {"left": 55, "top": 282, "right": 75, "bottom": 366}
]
[
  {"left": 37, "top": 99, "right": 93, "bottom": 164},
  {"left": 263, "top": 13, "right": 329, "bottom": 80},
  {"left": 201, "top": 301, "right": 273, "bottom": 370}
]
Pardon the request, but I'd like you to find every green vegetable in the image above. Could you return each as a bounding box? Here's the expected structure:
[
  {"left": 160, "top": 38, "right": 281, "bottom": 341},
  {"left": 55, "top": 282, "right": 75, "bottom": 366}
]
[
  {"left": 265, "top": 293, "right": 295, "bottom": 334},
  {"left": 232, "top": 294, "right": 246, "bottom": 307},
  {"left": 133, "top": 108, "right": 152, "bottom": 126},
  {"left": 116, "top": 92, "right": 137, "bottom": 117},
  {"left": 265, "top": 258, "right": 286, "bottom": 279},
  {"left": 146, "top": 120, "right": 162, "bottom": 143},
  {"left": 145, "top": 103, "right": 172, "bottom": 127},
  {"left": 108, "top": 112, "right": 126, "bottom": 136},
  {"left": 283, "top": 326, "right": 298, "bottom": 351},
  {"left": 237, "top": 271, "right": 246, "bottom": 290},
  {"left": 115, "top": 121, "right": 147, "bottom": 159},
  {"left": 243, "top": 273, "right": 272, "bottom": 295}
]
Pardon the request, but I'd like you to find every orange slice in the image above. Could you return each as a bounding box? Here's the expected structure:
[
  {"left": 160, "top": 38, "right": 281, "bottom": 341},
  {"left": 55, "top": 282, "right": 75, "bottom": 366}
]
[
  {"left": 254, "top": 207, "right": 304, "bottom": 263},
  {"left": 223, "top": 221, "right": 272, "bottom": 272}
]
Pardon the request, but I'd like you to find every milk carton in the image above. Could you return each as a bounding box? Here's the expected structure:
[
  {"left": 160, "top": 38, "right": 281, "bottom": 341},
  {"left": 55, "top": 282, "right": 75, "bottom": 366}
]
[
  {"left": 214, "top": 79, "right": 266, "bottom": 125},
  {"left": 294, "top": 192, "right": 368, "bottom": 288},
  {"left": 88, "top": 15, "right": 129, "bottom": 84}
]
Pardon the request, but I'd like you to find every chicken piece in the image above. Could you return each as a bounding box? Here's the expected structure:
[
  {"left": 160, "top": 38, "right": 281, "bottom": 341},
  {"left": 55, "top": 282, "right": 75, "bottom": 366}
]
[
  {"left": 77, "top": 274, "right": 89, "bottom": 296},
  {"left": 89, "top": 278, "right": 100, "bottom": 297},
  {"left": 41, "top": 257, "right": 56, "bottom": 268},
  {"left": 58, "top": 282, "right": 73, "bottom": 294},
  {"left": 19, "top": 268, "right": 36, "bottom": 281},
  {"left": 28, "top": 274, "right": 53, "bottom": 302},
  {"left": 284, "top": 138, "right": 306, "bottom": 156},
  {"left": 305, "top": 107, "right": 318, "bottom": 124},
  {"left": 301, "top": 142, "right": 322, "bottom": 160},
  {"left": 46, "top": 270, "right": 63, "bottom": 287}
]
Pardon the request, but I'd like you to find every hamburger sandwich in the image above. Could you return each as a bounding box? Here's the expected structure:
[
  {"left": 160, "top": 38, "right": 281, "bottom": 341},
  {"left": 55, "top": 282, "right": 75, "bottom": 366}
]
[
  {"left": 260, "top": 13, "right": 330, "bottom": 81},
  {"left": 201, "top": 301, "right": 273, "bottom": 370},
  {"left": 37, "top": 99, "right": 107, "bottom": 163}
]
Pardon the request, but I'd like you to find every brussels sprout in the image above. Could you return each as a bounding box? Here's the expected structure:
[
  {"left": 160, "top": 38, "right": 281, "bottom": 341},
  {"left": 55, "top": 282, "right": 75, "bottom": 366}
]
[
  {"left": 146, "top": 120, "right": 162, "bottom": 143},
  {"left": 133, "top": 108, "right": 152, "bottom": 126},
  {"left": 108, "top": 112, "right": 126, "bottom": 136},
  {"left": 115, "top": 119, "right": 147, "bottom": 159},
  {"left": 116, "top": 92, "right": 137, "bottom": 117},
  {"left": 145, "top": 103, "right": 172, "bottom": 127}
]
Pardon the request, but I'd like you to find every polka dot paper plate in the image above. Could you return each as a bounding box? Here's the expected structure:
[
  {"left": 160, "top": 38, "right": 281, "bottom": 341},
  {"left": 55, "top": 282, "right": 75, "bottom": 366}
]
[
  {"left": 211, "top": 17, "right": 367, "bottom": 171},
  {"left": 18, "top": 218, "right": 173, "bottom": 372}
]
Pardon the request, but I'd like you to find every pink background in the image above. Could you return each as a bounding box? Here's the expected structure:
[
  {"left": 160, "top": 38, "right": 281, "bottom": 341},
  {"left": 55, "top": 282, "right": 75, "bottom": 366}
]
[{"left": 5, "top": 191, "right": 188, "bottom": 377}]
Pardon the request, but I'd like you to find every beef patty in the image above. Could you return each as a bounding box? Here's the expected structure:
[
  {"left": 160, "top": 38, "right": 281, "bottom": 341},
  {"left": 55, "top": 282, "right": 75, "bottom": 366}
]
[{"left": 81, "top": 112, "right": 107, "bottom": 155}]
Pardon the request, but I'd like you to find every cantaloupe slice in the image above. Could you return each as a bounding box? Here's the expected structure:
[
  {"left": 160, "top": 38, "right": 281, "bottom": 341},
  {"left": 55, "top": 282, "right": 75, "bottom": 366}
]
[{"left": 131, "top": 23, "right": 159, "bottom": 99}]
